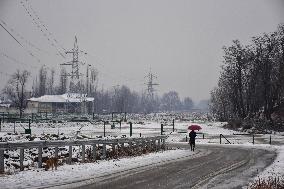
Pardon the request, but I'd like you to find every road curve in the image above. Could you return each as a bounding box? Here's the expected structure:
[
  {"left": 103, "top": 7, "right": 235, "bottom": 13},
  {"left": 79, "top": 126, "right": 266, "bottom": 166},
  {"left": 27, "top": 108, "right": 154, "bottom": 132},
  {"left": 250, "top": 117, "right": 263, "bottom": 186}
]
[{"left": 75, "top": 144, "right": 276, "bottom": 189}]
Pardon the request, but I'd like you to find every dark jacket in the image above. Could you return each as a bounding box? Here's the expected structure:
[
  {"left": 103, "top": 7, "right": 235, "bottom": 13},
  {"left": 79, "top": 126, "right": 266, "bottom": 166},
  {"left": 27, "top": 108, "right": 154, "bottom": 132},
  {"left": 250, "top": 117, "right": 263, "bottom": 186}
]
[{"left": 189, "top": 131, "right": 197, "bottom": 142}]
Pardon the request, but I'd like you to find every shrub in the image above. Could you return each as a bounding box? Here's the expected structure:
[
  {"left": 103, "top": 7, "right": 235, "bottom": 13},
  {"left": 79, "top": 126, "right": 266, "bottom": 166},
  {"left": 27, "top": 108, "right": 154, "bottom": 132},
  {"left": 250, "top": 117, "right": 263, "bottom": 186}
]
[{"left": 248, "top": 177, "right": 284, "bottom": 189}]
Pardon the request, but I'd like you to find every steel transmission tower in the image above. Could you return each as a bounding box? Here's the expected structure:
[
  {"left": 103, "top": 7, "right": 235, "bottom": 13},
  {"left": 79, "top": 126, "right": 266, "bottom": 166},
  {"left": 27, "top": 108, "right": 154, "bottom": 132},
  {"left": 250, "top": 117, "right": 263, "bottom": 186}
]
[
  {"left": 61, "top": 36, "right": 85, "bottom": 93},
  {"left": 145, "top": 69, "right": 159, "bottom": 99}
]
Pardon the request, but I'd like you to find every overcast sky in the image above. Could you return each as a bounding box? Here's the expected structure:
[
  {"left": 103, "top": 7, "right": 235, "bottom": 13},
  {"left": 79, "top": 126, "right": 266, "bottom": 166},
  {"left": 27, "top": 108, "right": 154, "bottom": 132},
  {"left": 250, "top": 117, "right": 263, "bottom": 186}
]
[{"left": 0, "top": 0, "right": 284, "bottom": 102}]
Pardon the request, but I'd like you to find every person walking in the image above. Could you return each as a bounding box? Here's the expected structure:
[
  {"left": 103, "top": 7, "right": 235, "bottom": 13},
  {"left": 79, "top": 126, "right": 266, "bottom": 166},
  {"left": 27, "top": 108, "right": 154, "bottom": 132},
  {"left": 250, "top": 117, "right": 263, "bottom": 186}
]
[{"left": 189, "top": 130, "right": 197, "bottom": 151}]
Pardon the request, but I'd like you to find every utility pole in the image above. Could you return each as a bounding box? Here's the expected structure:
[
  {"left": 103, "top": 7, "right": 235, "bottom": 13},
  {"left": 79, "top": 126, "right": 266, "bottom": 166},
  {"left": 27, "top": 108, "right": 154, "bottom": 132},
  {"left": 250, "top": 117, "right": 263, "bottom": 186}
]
[{"left": 86, "top": 64, "right": 91, "bottom": 96}]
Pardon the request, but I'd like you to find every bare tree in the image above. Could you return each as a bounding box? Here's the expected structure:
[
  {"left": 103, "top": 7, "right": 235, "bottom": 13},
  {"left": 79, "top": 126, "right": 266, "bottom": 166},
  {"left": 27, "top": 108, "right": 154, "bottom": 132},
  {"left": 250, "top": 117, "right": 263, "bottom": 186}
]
[
  {"left": 3, "top": 70, "right": 30, "bottom": 118},
  {"left": 57, "top": 68, "right": 67, "bottom": 95},
  {"left": 210, "top": 24, "right": 284, "bottom": 125},
  {"left": 47, "top": 68, "right": 55, "bottom": 95},
  {"left": 38, "top": 65, "right": 47, "bottom": 96},
  {"left": 161, "top": 91, "right": 181, "bottom": 112},
  {"left": 183, "top": 97, "right": 194, "bottom": 111}
]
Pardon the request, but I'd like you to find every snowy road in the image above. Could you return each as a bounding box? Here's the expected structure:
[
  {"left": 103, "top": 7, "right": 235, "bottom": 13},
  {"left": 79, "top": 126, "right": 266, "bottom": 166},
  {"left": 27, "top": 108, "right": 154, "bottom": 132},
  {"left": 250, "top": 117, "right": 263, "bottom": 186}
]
[{"left": 76, "top": 144, "right": 276, "bottom": 189}]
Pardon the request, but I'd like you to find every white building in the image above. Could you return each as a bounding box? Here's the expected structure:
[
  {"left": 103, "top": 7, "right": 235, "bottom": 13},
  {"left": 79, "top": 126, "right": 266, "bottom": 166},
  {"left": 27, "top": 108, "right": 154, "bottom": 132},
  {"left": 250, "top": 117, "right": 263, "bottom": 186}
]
[{"left": 27, "top": 93, "right": 94, "bottom": 114}]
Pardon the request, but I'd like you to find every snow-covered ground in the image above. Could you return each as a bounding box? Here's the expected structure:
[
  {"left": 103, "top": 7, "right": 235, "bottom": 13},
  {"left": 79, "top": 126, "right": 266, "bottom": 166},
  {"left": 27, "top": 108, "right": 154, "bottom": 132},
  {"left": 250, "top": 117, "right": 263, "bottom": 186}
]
[
  {"left": 0, "top": 115, "right": 284, "bottom": 188},
  {"left": 0, "top": 148, "right": 211, "bottom": 189}
]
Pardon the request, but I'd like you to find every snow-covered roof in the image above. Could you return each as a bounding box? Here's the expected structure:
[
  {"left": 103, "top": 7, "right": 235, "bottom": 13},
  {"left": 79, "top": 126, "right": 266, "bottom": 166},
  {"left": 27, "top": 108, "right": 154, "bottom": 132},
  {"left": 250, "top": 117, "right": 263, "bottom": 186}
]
[
  {"left": 0, "top": 103, "right": 10, "bottom": 108},
  {"left": 28, "top": 93, "right": 94, "bottom": 103}
]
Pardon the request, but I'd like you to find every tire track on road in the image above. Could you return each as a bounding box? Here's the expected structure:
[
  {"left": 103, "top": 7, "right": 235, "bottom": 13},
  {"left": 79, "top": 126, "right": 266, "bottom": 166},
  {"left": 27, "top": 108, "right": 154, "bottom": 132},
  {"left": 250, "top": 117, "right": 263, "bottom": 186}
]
[{"left": 68, "top": 144, "right": 276, "bottom": 189}]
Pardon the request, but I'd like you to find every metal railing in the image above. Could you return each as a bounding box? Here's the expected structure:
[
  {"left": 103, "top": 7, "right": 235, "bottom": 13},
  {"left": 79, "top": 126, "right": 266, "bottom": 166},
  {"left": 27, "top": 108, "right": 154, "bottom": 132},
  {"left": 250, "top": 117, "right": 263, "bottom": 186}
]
[{"left": 0, "top": 135, "right": 167, "bottom": 174}]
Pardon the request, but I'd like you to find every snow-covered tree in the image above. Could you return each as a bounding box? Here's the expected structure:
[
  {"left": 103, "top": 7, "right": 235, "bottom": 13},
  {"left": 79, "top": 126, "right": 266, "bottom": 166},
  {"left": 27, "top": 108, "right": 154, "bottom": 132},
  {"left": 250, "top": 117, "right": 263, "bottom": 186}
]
[{"left": 3, "top": 70, "right": 30, "bottom": 117}]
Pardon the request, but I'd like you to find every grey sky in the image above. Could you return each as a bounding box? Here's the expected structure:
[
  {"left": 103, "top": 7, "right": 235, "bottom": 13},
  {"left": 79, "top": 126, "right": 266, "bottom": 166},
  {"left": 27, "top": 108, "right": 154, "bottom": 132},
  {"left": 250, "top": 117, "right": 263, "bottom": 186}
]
[{"left": 0, "top": 0, "right": 284, "bottom": 102}]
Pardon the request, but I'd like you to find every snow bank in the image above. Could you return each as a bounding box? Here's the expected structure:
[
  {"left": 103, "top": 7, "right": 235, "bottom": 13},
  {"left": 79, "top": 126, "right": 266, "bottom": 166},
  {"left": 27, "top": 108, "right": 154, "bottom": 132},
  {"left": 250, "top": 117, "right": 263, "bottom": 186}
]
[{"left": 0, "top": 148, "right": 209, "bottom": 189}]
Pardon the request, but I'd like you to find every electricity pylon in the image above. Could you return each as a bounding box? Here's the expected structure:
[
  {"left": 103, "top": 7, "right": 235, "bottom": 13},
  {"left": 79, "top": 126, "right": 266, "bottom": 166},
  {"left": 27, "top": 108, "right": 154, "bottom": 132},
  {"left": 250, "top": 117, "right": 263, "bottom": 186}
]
[
  {"left": 60, "top": 36, "right": 85, "bottom": 93},
  {"left": 145, "top": 69, "right": 159, "bottom": 99},
  {"left": 60, "top": 36, "right": 88, "bottom": 114}
]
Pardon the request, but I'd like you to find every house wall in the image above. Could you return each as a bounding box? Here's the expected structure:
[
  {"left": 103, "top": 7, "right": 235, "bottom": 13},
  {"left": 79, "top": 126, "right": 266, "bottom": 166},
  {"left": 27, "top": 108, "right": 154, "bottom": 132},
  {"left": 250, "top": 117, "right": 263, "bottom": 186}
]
[
  {"left": 0, "top": 107, "right": 18, "bottom": 114},
  {"left": 51, "top": 103, "right": 65, "bottom": 113},
  {"left": 38, "top": 102, "right": 52, "bottom": 113},
  {"left": 25, "top": 100, "right": 94, "bottom": 114},
  {"left": 26, "top": 101, "right": 39, "bottom": 114}
]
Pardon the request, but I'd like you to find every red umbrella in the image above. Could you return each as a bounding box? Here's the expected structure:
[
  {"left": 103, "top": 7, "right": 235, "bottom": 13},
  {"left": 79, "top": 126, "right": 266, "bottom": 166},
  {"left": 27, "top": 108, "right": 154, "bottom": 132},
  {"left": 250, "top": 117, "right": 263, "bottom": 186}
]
[{"left": 188, "top": 124, "right": 202, "bottom": 131}]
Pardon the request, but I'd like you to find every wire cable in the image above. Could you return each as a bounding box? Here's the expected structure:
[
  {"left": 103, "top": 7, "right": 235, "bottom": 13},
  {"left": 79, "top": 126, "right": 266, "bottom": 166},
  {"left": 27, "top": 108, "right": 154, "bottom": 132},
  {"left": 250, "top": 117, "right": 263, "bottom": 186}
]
[
  {"left": 20, "top": 1, "right": 66, "bottom": 59},
  {"left": 0, "top": 21, "right": 41, "bottom": 63}
]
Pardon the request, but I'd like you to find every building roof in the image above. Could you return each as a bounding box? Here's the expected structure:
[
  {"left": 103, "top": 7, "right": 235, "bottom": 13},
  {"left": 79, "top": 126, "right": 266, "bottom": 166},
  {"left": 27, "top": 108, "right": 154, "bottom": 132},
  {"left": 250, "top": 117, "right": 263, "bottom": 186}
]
[
  {"left": 0, "top": 103, "right": 10, "bottom": 108},
  {"left": 28, "top": 93, "right": 94, "bottom": 103}
]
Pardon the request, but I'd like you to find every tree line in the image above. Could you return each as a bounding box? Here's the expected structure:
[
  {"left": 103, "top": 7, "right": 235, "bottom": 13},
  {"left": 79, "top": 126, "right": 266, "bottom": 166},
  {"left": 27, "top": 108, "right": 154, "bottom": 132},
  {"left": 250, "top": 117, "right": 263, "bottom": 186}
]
[
  {"left": 210, "top": 24, "right": 284, "bottom": 124},
  {"left": 2, "top": 65, "right": 195, "bottom": 115},
  {"left": 93, "top": 88, "right": 194, "bottom": 114}
]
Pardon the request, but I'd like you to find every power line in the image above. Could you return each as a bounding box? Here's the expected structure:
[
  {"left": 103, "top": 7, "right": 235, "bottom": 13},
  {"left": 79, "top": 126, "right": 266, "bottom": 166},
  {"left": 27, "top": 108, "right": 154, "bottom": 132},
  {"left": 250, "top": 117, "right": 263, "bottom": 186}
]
[
  {"left": 0, "top": 20, "right": 41, "bottom": 63},
  {"left": 25, "top": 0, "right": 66, "bottom": 52},
  {"left": 0, "top": 19, "right": 50, "bottom": 56},
  {"left": 0, "top": 22, "right": 25, "bottom": 49},
  {"left": 20, "top": 1, "right": 66, "bottom": 59},
  {"left": 0, "top": 51, "right": 38, "bottom": 69}
]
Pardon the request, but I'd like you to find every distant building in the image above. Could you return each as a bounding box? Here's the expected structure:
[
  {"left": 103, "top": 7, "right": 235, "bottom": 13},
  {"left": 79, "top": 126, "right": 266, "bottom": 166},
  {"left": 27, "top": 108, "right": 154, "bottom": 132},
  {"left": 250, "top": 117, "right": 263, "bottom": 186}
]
[
  {"left": 27, "top": 93, "right": 94, "bottom": 114},
  {"left": 0, "top": 99, "right": 17, "bottom": 113}
]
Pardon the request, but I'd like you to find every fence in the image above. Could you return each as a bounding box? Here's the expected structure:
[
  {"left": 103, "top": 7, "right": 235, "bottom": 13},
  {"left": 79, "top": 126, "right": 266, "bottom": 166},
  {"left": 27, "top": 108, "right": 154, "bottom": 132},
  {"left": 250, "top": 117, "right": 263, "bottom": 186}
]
[
  {"left": 0, "top": 136, "right": 167, "bottom": 174},
  {"left": 184, "top": 133, "right": 276, "bottom": 145}
]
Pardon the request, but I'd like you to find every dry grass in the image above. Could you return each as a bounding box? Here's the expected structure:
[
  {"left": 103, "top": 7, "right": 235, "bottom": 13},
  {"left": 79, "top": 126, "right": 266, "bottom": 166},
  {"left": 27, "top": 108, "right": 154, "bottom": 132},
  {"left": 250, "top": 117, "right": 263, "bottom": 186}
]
[{"left": 249, "top": 177, "right": 284, "bottom": 189}]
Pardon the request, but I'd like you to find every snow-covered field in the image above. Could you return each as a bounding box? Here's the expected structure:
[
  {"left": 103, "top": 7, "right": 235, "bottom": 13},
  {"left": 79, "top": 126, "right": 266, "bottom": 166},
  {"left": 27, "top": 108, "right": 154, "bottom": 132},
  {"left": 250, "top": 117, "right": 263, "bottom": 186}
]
[{"left": 0, "top": 113, "right": 284, "bottom": 188}]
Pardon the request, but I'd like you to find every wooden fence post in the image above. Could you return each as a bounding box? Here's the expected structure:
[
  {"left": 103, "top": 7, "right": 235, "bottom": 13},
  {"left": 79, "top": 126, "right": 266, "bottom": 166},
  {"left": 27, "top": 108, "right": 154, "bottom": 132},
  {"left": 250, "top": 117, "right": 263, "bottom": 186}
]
[
  {"left": 0, "top": 149, "right": 4, "bottom": 174},
  {"left": 55, "top": 146, "right": 58, "bottom": 159},
  {"left": 148, "top": 140, "right": 151, "bottom": 150},
  {"left": 102, "top": 143, "right": 106, "bottom": 159},
  {"left": 121, "top": 142, "right": 125, "bottom": 149},
  {"left": 172, "top": 119, "right": 175, "bottom": 132},
  {"left": 103, "top": 121, "right": 106, "bottom": 137},
  {"left": 129, "top": 141, "right": 133, "bottom": 149},
  {"left": 68, "top": 146, "right": 72, "bottom": 164},
  {"left": 28, "top": 119, "right": 31, "bottom": 130},
  {"left": 20, "top": 148, "right": 24, "bottom": 171},
  {"left": 154, "top": 139, "right": 158, "bottom": 151},
  {"left": 220, "top": 134, "right": 222, "bottom": 144},
  {"left": 112, "top": 143, "right": 115, "bottom": 156},
  {"left": 124, "top": 112, "right": 127, "bottom": 122},
  {"left": 130, "top": 122, "right": 133, "bottom": 137},
  {"left": 0, "top": 118, "right": 1, "bottom": 132},
  {"left": 252, "top": 135, "right": 254, "bottom": 145},
  {"left": 269, "top": 135, "right": 272, "bottom": 145},
  {"left": 82, "top": 145, "right": 85, "bottom": 162},
  {"left": 92, "top": 144, "right": 96, "bottom": 161},
  {"left": 38, "top": 146, "right": 42, "bottom": 168},
  {"left": 161, "top": 124, "right": 163, "bottom": 135}
]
